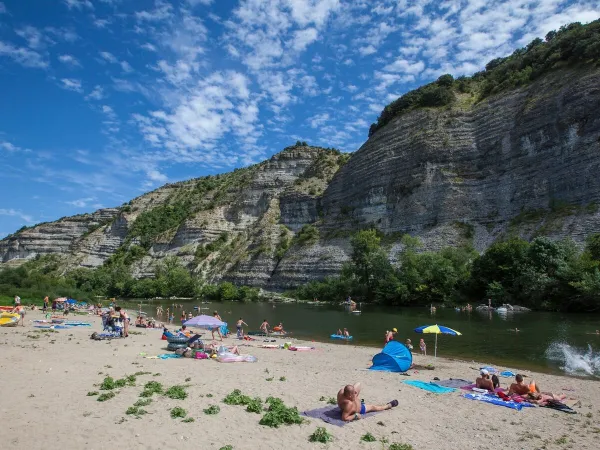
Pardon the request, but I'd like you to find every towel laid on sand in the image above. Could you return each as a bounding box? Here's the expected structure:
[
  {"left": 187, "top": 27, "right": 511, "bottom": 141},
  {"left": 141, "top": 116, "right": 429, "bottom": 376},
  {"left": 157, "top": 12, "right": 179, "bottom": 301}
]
[
  {"left": 433, "top": 379, "right": 472, "bottom": 389},
  {"left": 460, "top": 384, "right": 505, "bottom": 393},
  {"left": 302, "top": 406, "right": 383, "bottom": 427},
  {"left": 463, "top": 393, "right": 535, "bottom": 411},
  {"left": 403, "top": 380, "right": 456, "bottom": 394}
]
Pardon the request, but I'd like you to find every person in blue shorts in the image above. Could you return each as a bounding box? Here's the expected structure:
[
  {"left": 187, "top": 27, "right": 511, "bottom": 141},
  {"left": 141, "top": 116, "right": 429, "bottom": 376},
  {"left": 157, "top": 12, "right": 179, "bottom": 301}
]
[{"left": 336, "top": 382, "right": 398, "bottom": 421}]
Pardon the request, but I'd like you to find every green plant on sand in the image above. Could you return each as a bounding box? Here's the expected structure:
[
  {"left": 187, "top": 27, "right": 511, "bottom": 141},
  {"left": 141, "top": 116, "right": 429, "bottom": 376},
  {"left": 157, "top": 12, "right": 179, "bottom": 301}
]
[
  {"left": 125, "top": 406, "right": 147, "bottom": 417},
  {"left": 182, "top": 417, "right": 195, "bottom": 423},
  {"left": 361, "top": 432, "right": 377, "bottom": 442},
  {"left": 204, "top": 405, "right": 221, "bottom": 415},
  {"left": 170, "top": 407, "right": 187, "bottom": 419},
  {"left": 164, "top": 385, "right": 187, "bottom": 400},
  {"left": 97, "top": 392, "right": 115, "bottom": 402},
  {"left": 133, "top": 398, "right": 152, "bottom": 407},
  {"left": 388, "top": 444, "right": 414, "bottom": 450},
  {"left": 87, "top": 391, "right": 99, "bottom": 396},
  {"left": 309, "top": 427, "right": 333, "bottom": 443},
  {"left": 223, "top": 389, "right": 252, "bottom": 406},
  {"left": 259, "top": 396, "right": 304, "bottom": 428},
  {"left": 140, "top": 381, "right": 163, "bottom": 397}
]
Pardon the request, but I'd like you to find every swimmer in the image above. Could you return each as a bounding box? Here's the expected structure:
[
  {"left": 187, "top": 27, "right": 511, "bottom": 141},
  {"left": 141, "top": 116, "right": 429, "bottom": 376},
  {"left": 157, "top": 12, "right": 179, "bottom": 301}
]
[
  {"left": 343, "top": 328, "right": 350, "bottom": 337},
  {"left": 337, "top": 328, "right": 343, "bottom": 335},
  {"left": 260, "top": 319, "right": 270, "bottom": 334}
]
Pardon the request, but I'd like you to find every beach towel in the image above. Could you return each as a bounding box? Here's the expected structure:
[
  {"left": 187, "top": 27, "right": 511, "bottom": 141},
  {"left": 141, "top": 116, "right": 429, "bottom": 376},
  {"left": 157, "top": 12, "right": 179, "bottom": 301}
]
[
  {"left": 402, "top": 380, "right": 456, "bottom": 394},
  {"left": 302, "top": 405, "right": 383, "bottom": 427},
  {"left": 433, "top": 379, "right": 472, "bottom": 389},
  {"left": 500, "top": 370, "right": 516, "bottom": 377},
  {"left": 460, "top": 384, "right": 505, "bottom": 393},
  {"left": 157, "top": 353, "right": 182, "bottom": 359},
  {"left": 463, "top": 393, "right": 534, "bottom": 411}
]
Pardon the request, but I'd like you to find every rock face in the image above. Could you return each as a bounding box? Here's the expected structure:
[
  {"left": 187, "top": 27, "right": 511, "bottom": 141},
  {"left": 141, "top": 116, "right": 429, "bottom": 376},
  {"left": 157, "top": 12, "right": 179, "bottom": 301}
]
[{"left": 2, "top": 66, "right": 600, "bottom": 290}]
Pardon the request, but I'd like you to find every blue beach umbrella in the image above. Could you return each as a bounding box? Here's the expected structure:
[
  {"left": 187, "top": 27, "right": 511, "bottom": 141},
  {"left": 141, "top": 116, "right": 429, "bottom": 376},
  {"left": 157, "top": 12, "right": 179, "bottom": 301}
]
[{"left": 414, "top": 324, "right": 462, "bottom": 358}]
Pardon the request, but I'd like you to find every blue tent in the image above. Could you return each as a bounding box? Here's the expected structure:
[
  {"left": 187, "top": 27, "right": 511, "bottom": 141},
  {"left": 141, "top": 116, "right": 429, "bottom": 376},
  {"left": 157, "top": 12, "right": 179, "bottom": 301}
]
[{"left": 369, "top": 341, "right": 413, "bottom": 373}]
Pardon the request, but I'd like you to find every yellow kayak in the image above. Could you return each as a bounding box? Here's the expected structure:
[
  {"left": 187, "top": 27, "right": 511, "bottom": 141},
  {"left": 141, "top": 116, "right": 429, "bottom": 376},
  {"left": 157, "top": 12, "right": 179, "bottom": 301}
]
[{"left": 0, "top": 313, "right": 19, "bottom": 327}]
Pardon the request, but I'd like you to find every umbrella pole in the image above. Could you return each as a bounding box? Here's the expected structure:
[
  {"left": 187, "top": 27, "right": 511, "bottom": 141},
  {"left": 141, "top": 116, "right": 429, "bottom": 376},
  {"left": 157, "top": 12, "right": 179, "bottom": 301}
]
[{"left": 435, "top": 333, "right": 438, "bottom": 358}]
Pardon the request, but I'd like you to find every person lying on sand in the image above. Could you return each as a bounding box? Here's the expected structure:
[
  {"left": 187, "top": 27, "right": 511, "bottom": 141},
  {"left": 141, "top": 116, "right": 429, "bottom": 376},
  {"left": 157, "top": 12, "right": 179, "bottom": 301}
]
[
  {"left": 508, "top": 374, "right": 539, "bottom": 396},
  {"left": 476, "top": 369, "right": 495, "bottom": 391},
  {"left": 337, "top": 382, "right": 398, "bottom": 422}
]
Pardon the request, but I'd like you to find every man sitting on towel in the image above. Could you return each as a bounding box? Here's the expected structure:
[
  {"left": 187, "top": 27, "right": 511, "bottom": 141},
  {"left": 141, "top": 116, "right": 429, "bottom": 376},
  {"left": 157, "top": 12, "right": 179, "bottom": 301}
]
[
  {"left": 476, "top": 369, "right": 495, "bottom": 391},
  {"left": 337, "top": 382, "right": 398, "bottom": 421}
]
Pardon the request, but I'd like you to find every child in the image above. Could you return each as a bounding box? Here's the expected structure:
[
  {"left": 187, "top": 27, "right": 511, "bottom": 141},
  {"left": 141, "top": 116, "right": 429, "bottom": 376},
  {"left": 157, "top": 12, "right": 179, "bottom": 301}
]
[
  {"left": 405, "top": 338, "right": 413, "bottom": 351},
  {"left": 419, "top": 338, "right": 426, "bottom": 355}
]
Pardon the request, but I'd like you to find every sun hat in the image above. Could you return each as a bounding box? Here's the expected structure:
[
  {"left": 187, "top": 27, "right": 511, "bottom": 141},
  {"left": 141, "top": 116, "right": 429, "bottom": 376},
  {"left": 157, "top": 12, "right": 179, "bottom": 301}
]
[
  {"left": 392, "top": 328, "right": 398, "bottom": 332},
  {"left": 480, "top": 369, "right": 489, "bottom": 376}
]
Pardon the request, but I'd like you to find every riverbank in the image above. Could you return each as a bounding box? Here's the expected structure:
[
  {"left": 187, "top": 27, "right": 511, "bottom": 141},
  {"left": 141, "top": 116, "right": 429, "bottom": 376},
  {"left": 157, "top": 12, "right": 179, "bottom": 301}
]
[{"left": 1, "top": 310, "right": 599, "bottom": 450}]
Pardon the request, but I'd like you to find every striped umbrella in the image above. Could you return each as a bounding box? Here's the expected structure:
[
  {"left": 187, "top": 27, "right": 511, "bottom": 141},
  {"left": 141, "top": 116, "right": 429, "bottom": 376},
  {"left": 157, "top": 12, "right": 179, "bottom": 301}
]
[{"left": 414, "top": 324, "right": 462, "bottom": 358}]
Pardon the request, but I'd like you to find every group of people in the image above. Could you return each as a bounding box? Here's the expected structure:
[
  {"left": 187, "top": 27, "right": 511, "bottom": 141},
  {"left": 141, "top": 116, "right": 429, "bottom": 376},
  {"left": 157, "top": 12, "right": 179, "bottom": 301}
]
[
  {"left": 336, "top": 328, "right": 350, "bottom": 337},
  {"left": 384, "top": 328, "right": 428, "bottom": 355},
  {"left": 475, "top": 370, "right": 568, "bottom": 405}
]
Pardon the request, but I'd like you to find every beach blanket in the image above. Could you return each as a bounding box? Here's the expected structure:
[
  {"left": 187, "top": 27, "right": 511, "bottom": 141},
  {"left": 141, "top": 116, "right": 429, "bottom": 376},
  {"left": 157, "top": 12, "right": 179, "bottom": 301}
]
[
  {"left": 433, "top": 378, "right": 472, "bottom": 389},
  {"left": 403, "top": 380, "right": 456, "bottom": 394},
  {"left": 500, "top": 370, "right": 516, "bottom": 377},
  {"left": 157, "top": 353, "right": 182, "bottom": 359},
  {"left": 460, "top": 384, "right": 505, "bottom": 393},
  {"left": 302, "top": 406, "right": 383, "bottom": 427},
  {"left": 541, "top": 400, "right": 577, "bottom": 414},
  {"left": 463, "top": 393, "right": 535, "bottom": 411}
]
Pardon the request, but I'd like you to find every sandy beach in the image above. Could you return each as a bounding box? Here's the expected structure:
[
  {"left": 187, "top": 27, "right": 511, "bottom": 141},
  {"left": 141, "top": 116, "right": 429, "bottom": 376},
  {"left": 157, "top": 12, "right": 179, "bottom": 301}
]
[{"left": 1, "top": 310, "right": 599, "bottom": 450}]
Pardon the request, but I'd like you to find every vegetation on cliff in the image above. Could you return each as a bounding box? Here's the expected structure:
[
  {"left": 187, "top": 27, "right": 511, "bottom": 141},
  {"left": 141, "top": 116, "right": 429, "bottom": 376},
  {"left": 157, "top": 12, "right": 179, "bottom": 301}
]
[
  {"left": 369, "top": 19, "right": 600, "bottom": 136},
  {"left": 294, "top": 230, "right": 600, "bottom": 312}
]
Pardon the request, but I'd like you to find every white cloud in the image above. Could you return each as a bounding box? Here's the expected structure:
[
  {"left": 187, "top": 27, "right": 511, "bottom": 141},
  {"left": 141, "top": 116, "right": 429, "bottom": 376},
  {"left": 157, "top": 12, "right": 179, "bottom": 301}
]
[
  {"left": 135, "top": 71, "right": 260, "bottom": 155},
  {"left": 93, "top": 19, "right": 111, "bottom": 29},
  {"left": 146, "top": 169, "right": 168, "bottom": 183},
  {"left": 308, "top": 112, "right": 329, "bottom": 128},
  {"left": 16, "top": 26, "right": 44, "bottom": 49},
  {"left": 63, "top": 0, "right": 94, "bottom": 10},
  {"left": 292, "top": 27, "right": 318, "bottom": 51},
  {"left": 135, "top": 1, "right": 173, "bottom": 22},
  {"left": 66, "top": 197, "right": 95, "bottom": 208},
  {"left": 383, "top": 58, "right": 425, "bottom": 75},
  {"left": 58, "top": 54, "right": 81, "bottom": 66},
  {"left": 359, "top": 45, "right": 376, "bottom": 56},
  {"left": 186, "top": 0, "right": 213, "bottom": 5},
  {"left": 85, "top": 85, "right": 104, "bottom": 101},
  {"left": 99, "top": 51, "right": 117, "bottom": 63},
  {"left": 0, "top": 41, "right": 47, "bottom": 68},
  {"left": 120, "top": 60, "right": 133, "bottom": 73},
  {"left": 60, "top": 78, "right": 83, "bottom": 93},
  {"left": 0, "top": 208, "right": 34, "bottom": 224}
]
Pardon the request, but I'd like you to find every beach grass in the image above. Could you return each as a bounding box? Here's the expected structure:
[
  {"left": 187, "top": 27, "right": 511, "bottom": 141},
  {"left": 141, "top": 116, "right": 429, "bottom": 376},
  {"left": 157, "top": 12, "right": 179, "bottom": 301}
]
[{"left": 309, "top": 427, "right": 333, "bottom": 443}]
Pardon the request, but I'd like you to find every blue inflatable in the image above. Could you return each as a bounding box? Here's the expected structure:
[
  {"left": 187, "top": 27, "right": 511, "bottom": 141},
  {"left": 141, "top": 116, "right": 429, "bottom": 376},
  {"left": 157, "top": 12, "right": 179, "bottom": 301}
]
[
  {"left": 330, "top": 334, "right": 353, "bottom": 340},
  {"left": 370, "top": 341, "right": 413, "bottom": 373}
]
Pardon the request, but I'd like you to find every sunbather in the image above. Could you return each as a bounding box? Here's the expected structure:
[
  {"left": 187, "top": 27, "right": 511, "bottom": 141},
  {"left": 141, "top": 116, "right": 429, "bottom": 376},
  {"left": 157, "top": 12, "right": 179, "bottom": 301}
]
[
  {"left": 337, "top": 382, "right": 398, "bottom": 422},
  {"left": 475, "top": 369, "right": 495, "bottom": 391},
  {"left": 508, "top": 374, "right": 539, "bottom": 396}
]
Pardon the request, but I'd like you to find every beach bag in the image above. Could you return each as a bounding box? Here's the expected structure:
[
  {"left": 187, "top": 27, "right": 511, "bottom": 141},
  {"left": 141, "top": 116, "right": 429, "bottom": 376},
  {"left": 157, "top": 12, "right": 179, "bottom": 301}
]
[{"left": 195, "top": 351, "right": 208, "bottom": 359}]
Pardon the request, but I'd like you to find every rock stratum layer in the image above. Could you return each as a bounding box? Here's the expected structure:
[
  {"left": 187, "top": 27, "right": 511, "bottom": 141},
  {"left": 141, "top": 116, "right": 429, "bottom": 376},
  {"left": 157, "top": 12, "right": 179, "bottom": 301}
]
[{"left": 2, "top": 66, "right": 600, "bottom": 290}]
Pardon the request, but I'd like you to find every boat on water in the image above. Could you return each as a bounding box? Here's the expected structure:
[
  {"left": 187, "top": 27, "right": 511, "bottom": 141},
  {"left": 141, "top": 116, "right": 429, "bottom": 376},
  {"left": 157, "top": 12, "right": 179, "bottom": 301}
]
[
  {"left": 330, "top": 334, "right": 353, "bottom": 340},
  {"left": 0, "top": 313, "right": 19, "bottom": 327}
]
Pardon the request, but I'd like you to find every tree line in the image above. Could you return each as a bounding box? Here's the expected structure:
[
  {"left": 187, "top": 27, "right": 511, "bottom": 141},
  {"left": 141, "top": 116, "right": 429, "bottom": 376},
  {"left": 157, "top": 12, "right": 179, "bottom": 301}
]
[{"left": 293, "top": 230, "right": 600, "bottom": 312}]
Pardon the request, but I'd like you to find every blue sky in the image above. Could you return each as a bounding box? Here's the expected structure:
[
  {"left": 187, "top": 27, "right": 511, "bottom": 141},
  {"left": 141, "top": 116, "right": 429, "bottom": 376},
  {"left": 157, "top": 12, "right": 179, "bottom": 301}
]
[{"left": 1, "top": 0, "right": 598, "bottom": 237}]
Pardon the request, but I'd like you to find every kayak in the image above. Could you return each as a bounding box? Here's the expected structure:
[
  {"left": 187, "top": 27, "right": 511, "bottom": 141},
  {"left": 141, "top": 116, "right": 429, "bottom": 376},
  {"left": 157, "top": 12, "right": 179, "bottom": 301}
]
[
  {"left": 330, "top": 334, "right": 353, "bottom": 340},
  {"left": 0, "top": 313, "right": 19, "bottom": 327}
]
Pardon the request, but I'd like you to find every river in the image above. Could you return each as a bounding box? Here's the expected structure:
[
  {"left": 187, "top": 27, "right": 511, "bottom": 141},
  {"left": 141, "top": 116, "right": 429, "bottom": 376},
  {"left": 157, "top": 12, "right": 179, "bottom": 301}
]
[{"left": 128, "top": 299, "right": 600, "bottom": 378}]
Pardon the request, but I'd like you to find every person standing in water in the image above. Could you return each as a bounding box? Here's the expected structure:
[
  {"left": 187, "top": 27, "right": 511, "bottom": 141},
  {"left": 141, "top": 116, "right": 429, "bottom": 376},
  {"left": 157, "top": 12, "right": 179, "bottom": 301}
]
[
  {"left": 260, "top": 319, "right": 270, "bottom": 334},
  {"left": 211, "top": 311, "right": 223, "bottom": 341},
  {"left": 385, "top": 328, "right": 397, "bottom": 344},
  {"left": 236, "top": 318, "right": 248, "bottom": 337}
]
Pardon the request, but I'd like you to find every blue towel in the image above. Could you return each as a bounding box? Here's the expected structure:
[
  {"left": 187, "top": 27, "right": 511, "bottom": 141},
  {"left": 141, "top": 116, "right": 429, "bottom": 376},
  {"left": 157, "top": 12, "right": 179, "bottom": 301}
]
[
  {"left": 157, "top": 353, "right": 182, "bottom": 359},
  {"left": 500, "top": 370, "right": 516, "bottom": 377},
  {"left": 403, "top": 380, "right": 456, "bottom": 394},
  {"left": 463, "top": 393, "right": 535, "bottom": 411}
]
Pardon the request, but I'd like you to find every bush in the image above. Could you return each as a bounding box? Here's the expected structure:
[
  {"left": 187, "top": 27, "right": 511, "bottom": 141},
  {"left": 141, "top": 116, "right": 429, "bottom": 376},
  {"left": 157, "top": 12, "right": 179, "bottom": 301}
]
[
  {"left": 203, "top": 405, "right": 221, "bottom": 415},
  {"left": 170, "top": 407, "right": 187, "bottom": 419},
  {"left": 164, "top": 385, "right": 187, "bottom": 400}
]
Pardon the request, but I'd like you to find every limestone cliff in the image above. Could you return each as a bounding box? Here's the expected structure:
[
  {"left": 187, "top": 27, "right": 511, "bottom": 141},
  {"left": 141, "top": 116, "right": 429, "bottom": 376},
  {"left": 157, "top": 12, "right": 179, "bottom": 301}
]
[{"left": 1, "top": 66, "right": 600, "bottom": 290}]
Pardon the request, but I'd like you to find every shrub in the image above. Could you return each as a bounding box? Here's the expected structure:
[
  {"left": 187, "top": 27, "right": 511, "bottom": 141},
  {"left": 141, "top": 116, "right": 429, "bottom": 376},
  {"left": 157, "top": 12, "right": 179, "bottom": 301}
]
[
  {"left": 309, "top": 427, "right": 333, "bottom": 443},
  {"left": 170, "top": 407, "right": 187, "bottom": 419}
]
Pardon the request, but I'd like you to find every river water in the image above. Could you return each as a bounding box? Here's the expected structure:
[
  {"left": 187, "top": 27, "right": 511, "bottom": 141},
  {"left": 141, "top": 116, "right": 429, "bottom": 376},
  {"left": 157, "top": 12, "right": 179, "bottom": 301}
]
[{"left": 129, "top": 300, "right": 600, "bottom": 378}]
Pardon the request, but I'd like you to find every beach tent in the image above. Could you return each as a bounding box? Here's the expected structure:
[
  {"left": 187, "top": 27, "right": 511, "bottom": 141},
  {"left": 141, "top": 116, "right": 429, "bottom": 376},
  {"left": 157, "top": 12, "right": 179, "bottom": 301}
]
[
  {"left": 66, "top": 298, "right": 77, "bottom": 304},
  {"left": 369, "top": 341, "right": 412, "bottom": 373}
]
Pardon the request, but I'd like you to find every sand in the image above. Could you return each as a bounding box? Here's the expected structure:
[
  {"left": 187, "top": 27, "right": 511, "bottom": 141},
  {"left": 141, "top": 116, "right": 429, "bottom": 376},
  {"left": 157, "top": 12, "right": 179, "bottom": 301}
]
[{"left": 1, "top": 309, "right": 599, "bottom": 450}]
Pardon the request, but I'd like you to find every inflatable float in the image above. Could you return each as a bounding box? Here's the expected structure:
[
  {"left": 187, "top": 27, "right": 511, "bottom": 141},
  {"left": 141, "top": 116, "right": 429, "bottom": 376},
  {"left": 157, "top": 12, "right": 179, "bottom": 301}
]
[
  {"left": 330, "top": 334, "right": 353, "bottom": 340},
  {"left": 216, "top": 353, "right": 258, "bottom": 363},
  {"left": 289, "top": 346, "right": 315, "bottom": 351},
  {"left": 0, "top": 313, "right": 19, "bottom": 327}
]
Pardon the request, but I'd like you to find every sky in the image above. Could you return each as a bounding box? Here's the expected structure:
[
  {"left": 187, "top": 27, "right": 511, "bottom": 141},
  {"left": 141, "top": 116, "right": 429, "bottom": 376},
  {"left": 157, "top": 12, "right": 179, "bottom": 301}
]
[{"left": 0, "top": 0, "right": 598, "bottom": 238}]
